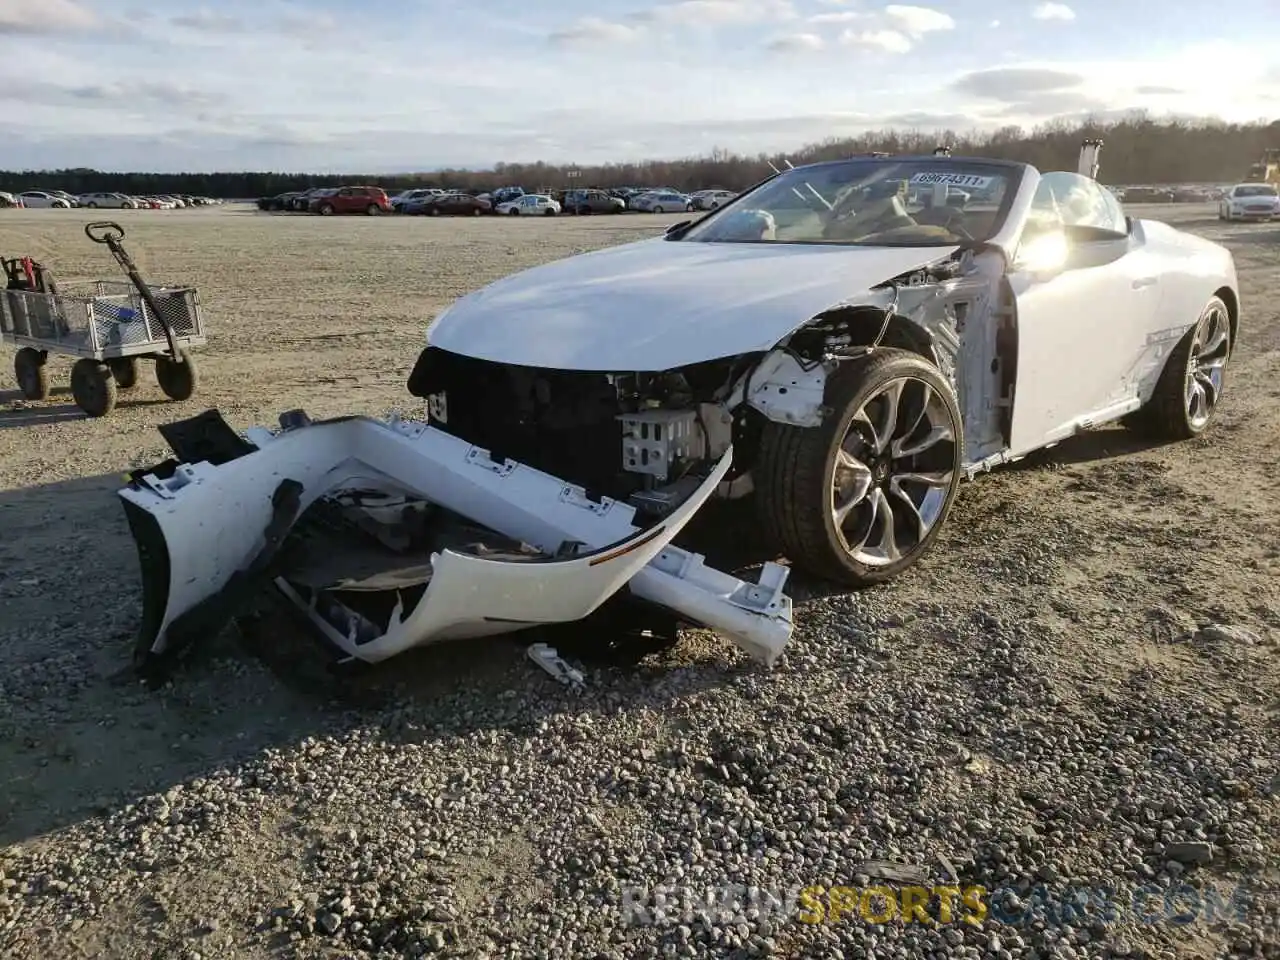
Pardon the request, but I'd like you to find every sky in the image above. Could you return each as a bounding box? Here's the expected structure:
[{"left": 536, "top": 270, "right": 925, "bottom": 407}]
[{"left": 1, "top": 0, "right": 1278, "bottom": 172}]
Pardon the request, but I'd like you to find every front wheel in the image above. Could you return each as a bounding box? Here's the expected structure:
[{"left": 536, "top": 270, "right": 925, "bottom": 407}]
[
  {"left": 755, "top": 348, "right": 963, "bottom": 585},
  {"left": 70, "top": 359, "right": 117, "bottom": 417},
  {"left": 508, "top": 208, "right": 520, "bottom": 216},
  {"left": 155, "top": 349, "right": 200, "bottom": 401},
  {"left": 366, "top": 204, "right": 381, "bottom": 215},
  {"left": 318, "top": 203, "right": 334, "bottom": 216},
  {"left": 1125, "top": 296, "right": 1231, "bottom": 441}
]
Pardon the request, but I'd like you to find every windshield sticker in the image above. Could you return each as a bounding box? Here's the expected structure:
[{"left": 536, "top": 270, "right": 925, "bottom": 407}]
[{"left": 908, "top": 172, "right": 995, "bottom": 189}]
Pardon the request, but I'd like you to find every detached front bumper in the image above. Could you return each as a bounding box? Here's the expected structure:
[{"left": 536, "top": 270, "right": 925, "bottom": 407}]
[{"left": 120, "top": 411, "right": 794, "bottom": 684}]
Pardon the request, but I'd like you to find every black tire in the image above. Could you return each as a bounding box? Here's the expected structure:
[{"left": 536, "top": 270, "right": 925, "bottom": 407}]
[
  {"left": 1125, "top": 296, "right": 1231, "bottom": 441},
  {"left": 155, "top": 349, "right": 199, "bottom": 401},
  {"left": 318, "top": 203, "right": 335, "bottom": 216},
  {"left": 544, "top": 207, "right": 556, "bottom": 216},
  {"left": 508, "top": 208, "right": 520, "bottom": 216},
  {"left": 70, "top": 359, "right": 118, "bottom": 417},
  {"left": 471, "top": 207, "right": 481, "bottom": 216},
  {"left": 428, "top": 206, "right": 440, "bottom": 217},
  {"left": 366, "top": 204, "right": 381, "bottom": 216},
  {"left": 86, "top": 201, "right": 98, "bottom": 209},
  {"left": 108, "top": 357, "right": 139, "bottom": 389},
  {"left": 755, "top": 348, "right": 963, "bottom": 585},
  {"left": 14, "top": 347, "right": 49, "bottom": 400}
]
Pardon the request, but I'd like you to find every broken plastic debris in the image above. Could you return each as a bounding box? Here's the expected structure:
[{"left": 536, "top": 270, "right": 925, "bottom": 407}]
[{"left": 526, "top": 642, "right": 585, "bottom": 691}]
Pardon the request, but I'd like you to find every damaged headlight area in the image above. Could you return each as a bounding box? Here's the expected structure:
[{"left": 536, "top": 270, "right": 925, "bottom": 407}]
[{"left": 120, "top": 406, "right": 793, "bottom": 687}]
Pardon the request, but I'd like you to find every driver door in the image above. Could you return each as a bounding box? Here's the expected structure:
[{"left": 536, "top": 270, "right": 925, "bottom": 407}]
[{"left": 1007, "top": 173, "right": 1161, "bottom": 453}]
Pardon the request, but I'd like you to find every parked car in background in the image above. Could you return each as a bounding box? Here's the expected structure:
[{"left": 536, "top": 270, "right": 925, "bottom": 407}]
[
  {"left": 630, "top": 191, "right": 693, "bottom": 213},
  {"left": 692, "top": 189, "right": 737, "bottom": 211},
  {"left": 489, "top": 186, "right": 526, "bottom": 206},
  {"left": 407, "top": 192, "right": 492, "bottom": 216},
  {"left": 564, "top": 189, "right": 625, "bottom": 214},
  {"left": 47, "top": 189, "right": 79, "bottom": 207},
  {"left": 391, "top": 188, "right": 445, "bottom": 212},
  {"left": 495, "top": 194, "right": 561, "bottom": 216},
  {"left": 1218, "top": 182, "right": 1279, "bottom": 221},
  {"left": 79, "top": 191, "right": 139, "bottom": 209},
  {"left": 257, "top": 190, "right": 302, "bottom": 211},
  {"left": 311, "top": 185, "right": 391, "bottom": 216},
  {"left": 18, "top": 191, "right": 71, "bottom": 208},
  {"left": 293, "top": 187, "right": 337, "bottom": 211}
]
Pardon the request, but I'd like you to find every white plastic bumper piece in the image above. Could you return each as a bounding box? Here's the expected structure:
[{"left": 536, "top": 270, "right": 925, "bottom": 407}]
[{"left": 119, "top": 414, "right": 793, "bottom": 680}]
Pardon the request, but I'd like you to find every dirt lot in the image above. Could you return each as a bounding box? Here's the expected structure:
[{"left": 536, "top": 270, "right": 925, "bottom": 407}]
[{"left": 0, "top": 204, "right": 1276, "bottom": 960}]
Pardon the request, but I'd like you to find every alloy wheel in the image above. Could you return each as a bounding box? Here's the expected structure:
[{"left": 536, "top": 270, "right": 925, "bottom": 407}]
[{"left": 831, "top": 376, "right": 956, "bottom": 566}]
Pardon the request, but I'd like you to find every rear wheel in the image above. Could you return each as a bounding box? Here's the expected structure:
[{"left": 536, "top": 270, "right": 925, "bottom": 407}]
[
  {"left": 108, "top": 356, "right": 139, "bottom": 389},
  {"left": 755, "top": 349, "right": 963, "bottom": 585},
  {"left": 318, "top": 203, "right": 335, "bottom": 216},
  {"left": 70, "top": 359, "right": 117, "bottom": 417},
  {"left": 1125, "top": 296, "right": 1231, "bottom": 441},
  {"left": 544, "top": 207, "right": 556, "bottom": 216},
  {"left": 366, "top": 204, "right": 381, "bottom": 215},
  {"left": 508, "top": 208, "right": 520, "bottom": 216},
  {"left": 14, "top": 347, "right": 49, "bottom": 400},
  {"left": 155, "top": 349, "right": 200, "bottom": 401}
]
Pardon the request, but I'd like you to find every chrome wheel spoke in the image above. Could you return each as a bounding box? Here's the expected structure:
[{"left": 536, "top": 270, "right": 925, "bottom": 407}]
[
  {"left": 892, "top": 423, "right": 953, "bottom": 458},
  {"left": 849, "top": 487, "right": 900, "bottom": 562},
  {"left": 854, "top": 379, "right": 904, "bottom": 454},
  {"left": 833, "top": 451, "right": 874, "bottom": 525}
]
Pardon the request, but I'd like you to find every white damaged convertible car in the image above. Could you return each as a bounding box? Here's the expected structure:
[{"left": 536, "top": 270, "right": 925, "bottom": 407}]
[{"left": 121, "top": 141, "right": 1238, "bottom": 683}]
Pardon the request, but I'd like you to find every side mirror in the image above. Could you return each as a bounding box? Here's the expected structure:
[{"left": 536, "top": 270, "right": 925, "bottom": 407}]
[{"left": 664, "top": 219, "right": 691, "bottom": 236}]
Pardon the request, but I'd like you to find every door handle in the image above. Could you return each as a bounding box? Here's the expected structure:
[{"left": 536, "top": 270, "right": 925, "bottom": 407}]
[{"left": 1132, "top": 277, "right": 1158, "bottom": 289}]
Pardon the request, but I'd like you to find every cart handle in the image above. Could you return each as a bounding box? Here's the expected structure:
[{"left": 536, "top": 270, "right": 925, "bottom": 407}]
[{"left": 85, "top": 221, "right": 125, "bottom": 244}]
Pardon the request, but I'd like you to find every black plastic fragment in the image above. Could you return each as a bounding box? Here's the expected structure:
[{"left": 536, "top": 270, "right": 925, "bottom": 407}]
[{"left": 157, "top": 409, "right": 257, "bottom": 466}]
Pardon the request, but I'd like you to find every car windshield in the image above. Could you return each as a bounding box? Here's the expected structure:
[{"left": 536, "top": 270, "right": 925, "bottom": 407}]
[
  {"left": 1236, "top": 185, "right": 1277, "bottom": 197},
  {"left": 678, "top": 158, "right": 1017, "bottom": 247}
]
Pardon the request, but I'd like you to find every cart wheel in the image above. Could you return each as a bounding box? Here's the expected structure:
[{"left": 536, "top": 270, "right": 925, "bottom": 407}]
[
  {"left": 155, "top": 349, "right": 199, "bottom": 401},
  {"left": 14, "top": 348, "right": 50, "bottom": 401},
  {"left": 70, "top": 359, "right": 118, "bottom": 417},
  {"left": 108, "top": 357, "right": 139, "bottom": 390}
]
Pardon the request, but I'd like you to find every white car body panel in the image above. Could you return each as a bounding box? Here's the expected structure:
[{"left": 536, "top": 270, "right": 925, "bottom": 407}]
[
  {"left": 120, "top": 415, "right": 793, "bottom": 679},
  {"left": 1008, "top": 216, "right": 1237, "bottom": 455},
  {"left": 426, "top": 239, "right": 960, "bottom": 370}
]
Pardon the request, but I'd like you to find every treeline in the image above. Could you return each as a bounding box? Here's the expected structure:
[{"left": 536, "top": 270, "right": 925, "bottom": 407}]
[{"left": 2, "top": 114, "right": 1277, "bottom": 199}]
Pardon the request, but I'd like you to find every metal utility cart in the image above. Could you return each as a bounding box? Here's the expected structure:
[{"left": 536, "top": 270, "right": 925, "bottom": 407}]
[{"left": 1, "top": 221, "right": 205, "bottom": 418}]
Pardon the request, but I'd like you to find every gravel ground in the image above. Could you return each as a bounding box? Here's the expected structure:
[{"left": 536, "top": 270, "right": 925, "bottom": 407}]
[{"left": 0, "top": 203, "right": 1276, "bottom": 960}]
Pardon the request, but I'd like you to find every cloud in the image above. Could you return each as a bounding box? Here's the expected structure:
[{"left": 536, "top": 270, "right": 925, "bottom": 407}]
[
  {"left": 1032, "top": 2, "right": 1076, "bottom": 21},
  {"left": 952, "top": 67, "right": 1084, "bottom": 100},
  {"left": 884, "top": 5, "right": 955, "bottom": 36},
  {"left": 0, "top": 78, "right": 223, "bottom": 110},
  {"left": 841, "top": 28, "right": 912, "bottom": 53},
  {"left": 807, "top": 11, "right": 862, "bottom": 24},
  {"left": 767, "top": 32, "right": 823, "bottom": 52},
  {"left": 990, "top": 19, "right": 1001, "bottom": 27},
  {"left": 548, "top": 16, "right": 642, "bottom": 44},
  {"left": 633, "top": 0, "right": 796, "bottom": 27},
  {"left": 1135, "top": 85, "right": 1183, "bottom": 96},
  {"left": 995, "top": 92, "right": 1108, "bottom": 117},
  {"left": 170, "top": 8, "right": 245, "bottom": 32},
  {"left": 0, "top": 0, "right": 96, "bottom": 34}
]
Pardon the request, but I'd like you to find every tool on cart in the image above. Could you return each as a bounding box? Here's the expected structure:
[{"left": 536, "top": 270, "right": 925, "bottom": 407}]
[
  {"left": 85, "top": 221, "right": 182, "bottom": 363},
  {"left": 1, "top": 221, "right": 206, "bottom": 418}
]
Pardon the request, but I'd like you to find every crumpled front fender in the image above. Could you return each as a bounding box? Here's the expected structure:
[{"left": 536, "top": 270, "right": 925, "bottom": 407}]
[{"left": 120, "top": 412, "right": 793, "bottom": 683}]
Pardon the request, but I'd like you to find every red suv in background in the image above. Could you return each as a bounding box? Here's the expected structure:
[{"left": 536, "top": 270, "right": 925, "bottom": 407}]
[{"left": 310, "top": 185, "right": 391, "bottom": 216}]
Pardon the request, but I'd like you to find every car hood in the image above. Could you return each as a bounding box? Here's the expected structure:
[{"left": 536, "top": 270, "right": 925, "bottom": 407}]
[{"left": 425, "top": 237, "right": 960, "bottom": 370}]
